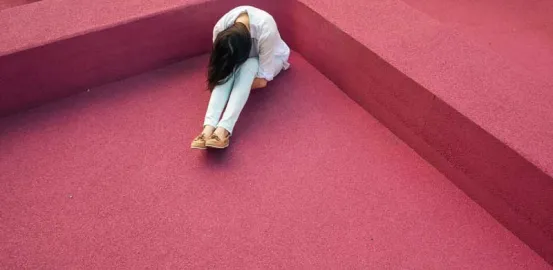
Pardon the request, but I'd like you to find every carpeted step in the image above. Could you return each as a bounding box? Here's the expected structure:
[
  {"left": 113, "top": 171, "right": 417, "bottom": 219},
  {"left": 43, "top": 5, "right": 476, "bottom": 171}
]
[
  {"left": 289, "top": 0, "right": 553, "bottom": 262},
  {"left": 0, "top": 0, "right": 39, "bottom": 11}
]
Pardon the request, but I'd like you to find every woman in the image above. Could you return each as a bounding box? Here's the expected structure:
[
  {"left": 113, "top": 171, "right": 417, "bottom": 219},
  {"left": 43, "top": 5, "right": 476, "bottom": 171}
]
[{"left": 191, "top": 6, "right": 290, "bottom": 149}]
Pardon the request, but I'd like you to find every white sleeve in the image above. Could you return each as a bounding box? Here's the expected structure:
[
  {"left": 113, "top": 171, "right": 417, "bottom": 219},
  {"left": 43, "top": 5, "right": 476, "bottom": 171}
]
[
  {"left": 213, "top": 11, "right": 232, "bottom": 43},
  {"left": 212, "top": 19, "right": 224, "bottom": 43},
  {"left": 256, "top": 22, "right": 280, "bottom": 81}
]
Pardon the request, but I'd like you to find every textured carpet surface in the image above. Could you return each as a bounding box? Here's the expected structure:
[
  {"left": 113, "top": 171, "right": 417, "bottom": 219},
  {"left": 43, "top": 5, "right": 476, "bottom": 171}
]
[
  {"left": 0, "top": 54, "right": 548, "bottom": 268},
  {"left": 0, "top": 0, "right": 207, "bottom": 55},
  {"left": 0, "top": 0, "right": 278, "bottom": 116},
  {"left": 3, "top": 0, "right": 551, "bottom": 176},
  {"left": 0, "top": 0, "right": 38, "bottom": 12},
  {"left": 299, "top": 0, "right": 553, "bottom": 177},
  {"left": 287, "top": 0, "right": 553, "bottom": 262},
  {"left": 401, "top": 0, "right": 553, "bottom": 77}
]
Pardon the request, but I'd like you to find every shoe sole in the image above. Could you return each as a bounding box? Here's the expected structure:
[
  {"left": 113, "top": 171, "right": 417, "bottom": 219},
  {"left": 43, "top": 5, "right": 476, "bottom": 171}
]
[{"left": 205, "top": 143, "right": 229, "bottom": 149}]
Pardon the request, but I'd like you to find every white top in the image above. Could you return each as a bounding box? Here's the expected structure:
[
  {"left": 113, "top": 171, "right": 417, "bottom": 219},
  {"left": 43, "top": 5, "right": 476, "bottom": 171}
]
[{"left": 213, "top": 6, "right": 291, "bottom": 81}]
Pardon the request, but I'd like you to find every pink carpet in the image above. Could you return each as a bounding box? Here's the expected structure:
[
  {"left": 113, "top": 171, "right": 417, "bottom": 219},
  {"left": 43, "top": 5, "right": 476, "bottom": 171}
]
[
  {"left": 402, "top": 0, "right": 553, "bottom": 77},
  {"left": 0, "top": 54, "right": 548, "bottom": 268},
  {"left": 1, "top": 0, "right": 553, "bottom": 266},
  {"left": 0, "top": 0, "right": 38, "bottom": 11},
  {"left": 293, "top": 0, "right": 553, "bottom": 261}
]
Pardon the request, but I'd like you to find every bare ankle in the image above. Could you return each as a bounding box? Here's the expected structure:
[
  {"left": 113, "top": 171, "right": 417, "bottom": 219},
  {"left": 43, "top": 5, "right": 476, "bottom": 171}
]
[
  {"left": 202, "top": 125, "right": 216, "bottom": 136},
  {"left": 214, "top": 127, "right": 229, "bottom": 137}
]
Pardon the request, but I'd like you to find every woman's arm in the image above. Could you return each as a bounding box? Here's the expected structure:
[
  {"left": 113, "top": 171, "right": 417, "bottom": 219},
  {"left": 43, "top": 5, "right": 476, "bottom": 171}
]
[{"left": 256, "top": 19, "right": 280, "bottom": 82}]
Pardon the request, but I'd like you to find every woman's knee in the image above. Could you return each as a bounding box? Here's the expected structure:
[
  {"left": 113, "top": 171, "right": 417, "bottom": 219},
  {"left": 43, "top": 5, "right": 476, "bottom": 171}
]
[{"left": 238, "top": 57, "right": 260, "bottom": 75}]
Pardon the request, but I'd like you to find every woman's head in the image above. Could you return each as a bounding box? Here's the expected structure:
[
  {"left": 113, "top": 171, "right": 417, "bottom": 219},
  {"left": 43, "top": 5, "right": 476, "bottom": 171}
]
[{"left": 207, "top": 22, "right": 252, "bottom": 91}]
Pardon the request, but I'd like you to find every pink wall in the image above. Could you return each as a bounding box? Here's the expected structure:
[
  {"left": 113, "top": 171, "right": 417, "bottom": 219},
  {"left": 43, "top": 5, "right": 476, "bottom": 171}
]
[
  {"left": 0, "top": 0, "right": 284, "bottom": 116},
  {"left": 0, "top": 0, "right": 240, "bottom": 115}
]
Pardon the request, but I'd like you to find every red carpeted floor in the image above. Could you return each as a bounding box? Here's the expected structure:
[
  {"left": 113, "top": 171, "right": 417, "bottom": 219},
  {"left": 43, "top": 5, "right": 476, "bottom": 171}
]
[
  {"left": 0, "top": 53, "right": 548, "bottom": 268},
  {"left": 0, "top": 0, "right": 39, "bottom": 11},
  {"left": 402, "top": 0, "right": 553, "bottom": 77}
]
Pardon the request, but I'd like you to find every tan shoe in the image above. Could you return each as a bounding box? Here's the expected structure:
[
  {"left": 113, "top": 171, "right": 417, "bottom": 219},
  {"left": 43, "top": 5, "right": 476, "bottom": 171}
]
[
  {"left": 191, "top": 134, "right": 207, "bottom": 149},
  {"left": 205, "top": 133, "right": 230, "bottom": 149}
]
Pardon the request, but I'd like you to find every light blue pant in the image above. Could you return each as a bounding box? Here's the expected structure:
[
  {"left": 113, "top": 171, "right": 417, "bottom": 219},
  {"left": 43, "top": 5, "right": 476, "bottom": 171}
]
[{"left": 204, "top": 57, "right": 259, "bottom": 134}]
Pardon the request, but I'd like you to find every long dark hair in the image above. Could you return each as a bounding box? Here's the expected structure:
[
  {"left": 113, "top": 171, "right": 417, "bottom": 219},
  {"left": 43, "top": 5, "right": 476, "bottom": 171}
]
[{"left": 207, "top": 22, "right": 252, "bottom": 91}]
